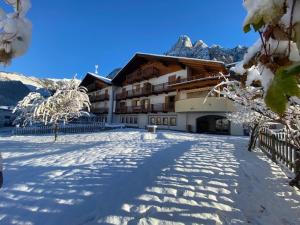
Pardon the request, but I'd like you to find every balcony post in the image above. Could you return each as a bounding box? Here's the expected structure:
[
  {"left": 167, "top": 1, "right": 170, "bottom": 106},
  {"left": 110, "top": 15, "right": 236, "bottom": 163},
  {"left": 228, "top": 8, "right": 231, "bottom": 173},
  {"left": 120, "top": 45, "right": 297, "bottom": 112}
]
[{"left": 107, "top": 87, "right": 114, "bottom": 124}]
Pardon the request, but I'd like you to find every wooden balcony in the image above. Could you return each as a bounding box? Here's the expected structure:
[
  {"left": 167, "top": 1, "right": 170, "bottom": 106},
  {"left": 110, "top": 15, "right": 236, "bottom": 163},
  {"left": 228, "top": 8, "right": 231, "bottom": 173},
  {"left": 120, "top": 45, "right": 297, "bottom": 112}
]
[
  {"left": 152, "top": 82, "right": 175, "bottom": 95},
  {"left": 115, "top": 103, "right": 175, "bottom": 114},
  {"left": 90, "top": 94, "right": 109, "bottom": 103},
  {"left": 116, "top": 82, "right": 174, "bottom": 100},
  {"left": 169, "top": 74, "right": 228, "bottom": 90},
  {"left": 91, "top": 107, "right": 109, "bottom": 114},
  {"left": 116, "top": 92, "right": 128, "bottom": 100}
]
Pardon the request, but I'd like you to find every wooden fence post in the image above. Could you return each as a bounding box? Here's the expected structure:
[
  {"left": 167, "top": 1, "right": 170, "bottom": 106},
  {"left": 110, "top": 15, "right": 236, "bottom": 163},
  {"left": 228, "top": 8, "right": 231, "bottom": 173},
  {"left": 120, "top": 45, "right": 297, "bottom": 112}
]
[{"left": 271, "top": 134, "right": 276, "bottom": 162}]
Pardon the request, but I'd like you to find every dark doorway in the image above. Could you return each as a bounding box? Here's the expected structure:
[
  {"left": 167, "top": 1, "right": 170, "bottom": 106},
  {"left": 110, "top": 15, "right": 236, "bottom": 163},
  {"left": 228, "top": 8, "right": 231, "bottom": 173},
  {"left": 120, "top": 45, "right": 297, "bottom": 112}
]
[{"left": 196, "top": 115, "right": 230, "bottom": 135}]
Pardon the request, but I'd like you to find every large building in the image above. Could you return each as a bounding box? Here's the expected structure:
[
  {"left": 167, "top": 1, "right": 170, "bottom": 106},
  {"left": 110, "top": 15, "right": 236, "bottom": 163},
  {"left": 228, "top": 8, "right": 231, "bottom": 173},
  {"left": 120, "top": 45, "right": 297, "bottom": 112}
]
[{"left": 80, "top": 53, "right": 244, "bottom": 135}]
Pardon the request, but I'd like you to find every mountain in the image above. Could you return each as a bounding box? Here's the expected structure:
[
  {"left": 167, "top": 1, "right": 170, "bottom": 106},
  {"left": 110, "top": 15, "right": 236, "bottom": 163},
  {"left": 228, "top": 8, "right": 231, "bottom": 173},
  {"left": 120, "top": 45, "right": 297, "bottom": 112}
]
[
  {"left": 165, "top": 35, "right": 248, "bottom": 64},
  {"left": 0, "top": 80, "right": 31, "bottom": 106},
  {"left": 107, "top": 68, "right": 122, "bottom": 79},
  {"left": 0, "top": 72, "right": 79, "bottom": 107}
]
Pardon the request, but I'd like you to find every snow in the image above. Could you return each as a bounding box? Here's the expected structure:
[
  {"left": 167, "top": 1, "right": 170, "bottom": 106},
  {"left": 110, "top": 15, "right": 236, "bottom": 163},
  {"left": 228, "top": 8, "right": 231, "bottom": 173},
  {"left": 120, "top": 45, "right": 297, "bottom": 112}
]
[
  {"left": 243, "top": 39, "right": 262, "bottom": 66},
  {"left": 87, "top": 72, "right": 112, "bottom": 85},
  {"left": 260, "top": 67, "right": 275, "bottom": 93},
  {"left": 0, "top": 129, "right": 299, "bottom": 225},
  {"left": 246, "top": 66, "right": 261, "bottom": 86},
  {"left": 0, "top": 72, "right": 44, "bottom": 90},
  {"left": 0, "top": 0, "right": 32, "bottom": 64}
]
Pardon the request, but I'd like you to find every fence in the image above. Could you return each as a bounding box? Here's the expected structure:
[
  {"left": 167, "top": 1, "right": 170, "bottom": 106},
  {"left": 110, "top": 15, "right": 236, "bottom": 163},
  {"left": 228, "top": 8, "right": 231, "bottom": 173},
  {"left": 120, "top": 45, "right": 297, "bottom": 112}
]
[
  {"left": 13, "top": 123, "right": 105, "bottom": 135},
  {"left": 259, "top": 127, "right": 300, "bottom": 174}
]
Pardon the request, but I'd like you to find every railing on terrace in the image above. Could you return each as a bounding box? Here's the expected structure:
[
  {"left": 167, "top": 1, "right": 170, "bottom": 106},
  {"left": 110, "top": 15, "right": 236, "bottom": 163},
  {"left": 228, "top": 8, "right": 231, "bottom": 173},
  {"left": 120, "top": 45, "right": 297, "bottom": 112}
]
[
  {"left": 13, "top": 123, "right": 105, "bottom": 135},
  {"left": 259, "top": 127, "right": 300, "bottom": 174},
  {"left": 115, "top": 103, "right": 175, "bottom": 114}
]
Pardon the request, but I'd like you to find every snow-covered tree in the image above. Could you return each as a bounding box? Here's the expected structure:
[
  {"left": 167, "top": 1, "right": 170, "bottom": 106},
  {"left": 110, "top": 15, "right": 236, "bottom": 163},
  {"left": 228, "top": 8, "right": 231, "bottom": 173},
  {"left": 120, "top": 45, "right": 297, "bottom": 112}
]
[
  {"left": 34, "top": 78, "right": 90, "bottom": 141},
  {"left": 14, "top": 79, "right": 91, "bottom": 141},
  {"left": 13, "top": 92, "right": 45, "bottom": 127},
  {"left": 0, "top": 0, "right": 32, "bottom": 65}
]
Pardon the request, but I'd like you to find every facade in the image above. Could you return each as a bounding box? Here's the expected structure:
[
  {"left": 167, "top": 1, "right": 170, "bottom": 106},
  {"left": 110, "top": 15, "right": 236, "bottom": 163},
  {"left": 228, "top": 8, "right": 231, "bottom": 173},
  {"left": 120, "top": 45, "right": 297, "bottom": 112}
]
[{"left": 80, "top": 53, "right": 244, "bottom": 135}]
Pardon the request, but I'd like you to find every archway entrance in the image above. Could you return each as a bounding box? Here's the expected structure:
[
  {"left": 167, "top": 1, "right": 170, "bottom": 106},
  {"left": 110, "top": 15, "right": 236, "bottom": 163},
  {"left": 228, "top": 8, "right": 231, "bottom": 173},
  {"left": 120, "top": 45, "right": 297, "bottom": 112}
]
[{"left": 196, "top": 115, "right": 230, "bottom": 135}]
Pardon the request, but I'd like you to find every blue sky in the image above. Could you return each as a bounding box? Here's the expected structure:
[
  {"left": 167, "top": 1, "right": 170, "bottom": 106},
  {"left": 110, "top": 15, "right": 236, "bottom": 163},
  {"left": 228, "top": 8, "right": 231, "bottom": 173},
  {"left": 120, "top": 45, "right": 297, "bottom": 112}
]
[{"left": 0, "top": 0, "right": 257, "bottom": 79}]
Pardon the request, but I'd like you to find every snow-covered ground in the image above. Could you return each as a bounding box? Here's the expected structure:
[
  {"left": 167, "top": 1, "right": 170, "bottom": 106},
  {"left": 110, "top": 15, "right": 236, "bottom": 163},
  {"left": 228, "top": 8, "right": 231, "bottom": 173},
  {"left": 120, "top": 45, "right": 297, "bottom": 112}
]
[{"left": 0, "top": 129, "right": 299, "bottom": 225}]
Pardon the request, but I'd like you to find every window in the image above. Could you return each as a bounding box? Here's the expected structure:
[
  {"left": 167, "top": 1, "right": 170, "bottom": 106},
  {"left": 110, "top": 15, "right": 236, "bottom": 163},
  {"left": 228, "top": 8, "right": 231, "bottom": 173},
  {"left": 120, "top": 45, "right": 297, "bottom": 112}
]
[
  {"left": 134, "top": 84, "right": 140, "bottom": 92},
  {"left": 170, "top": 117, "right": 177, "bottom": 126},
  {"left": 126, "top": 117, "right": 129, "bottom": 123},
  {"left": 163, "top": 117, "right": 168, "bottom": 125},
  {"left": 134, "top": 117, "right": 138, "bottom": 124},
  {"left": 130, "top": 117, "right": 133, "bottom": 124},
  {"left": 156, "top": 117, "right": 161, "bottom": 125},
  {"left": 150, "top": 117, "right": 156, "bottom": 125},
  {"left": 168, "top": 75, "right": 177, "bottom": 84}
]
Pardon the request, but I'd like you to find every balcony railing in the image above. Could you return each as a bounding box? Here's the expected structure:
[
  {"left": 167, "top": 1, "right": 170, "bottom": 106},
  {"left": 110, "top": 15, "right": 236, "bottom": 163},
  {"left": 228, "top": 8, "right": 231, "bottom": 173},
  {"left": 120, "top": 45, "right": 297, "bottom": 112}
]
[
  {"left": 90, "top": 94, "right": 109, "bottom": 102},
  {"left": 169, "top": 74, "right": 228, "bottom": 87},
  {"left": 91, "top": 107, "right": 109, "bottom": 114},
  {"left": 115, "top": 103, "right": 175, "bottom": 114},
  {"left": 116, "top": 82, "right": 175, "bottom": 100}
]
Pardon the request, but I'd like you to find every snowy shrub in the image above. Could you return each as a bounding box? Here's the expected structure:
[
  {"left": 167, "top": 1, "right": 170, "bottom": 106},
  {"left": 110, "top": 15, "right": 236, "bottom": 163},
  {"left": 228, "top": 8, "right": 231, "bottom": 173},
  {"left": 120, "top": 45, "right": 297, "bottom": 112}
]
[{"left": 14, "top": 78, "right": 91, "bottom": 141}]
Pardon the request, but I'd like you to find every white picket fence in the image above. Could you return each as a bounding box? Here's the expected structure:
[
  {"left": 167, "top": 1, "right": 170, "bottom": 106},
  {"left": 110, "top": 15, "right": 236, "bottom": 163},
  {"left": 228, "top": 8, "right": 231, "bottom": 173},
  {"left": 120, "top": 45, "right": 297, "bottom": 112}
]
[{"left": 13, "top": 123, "right": 105, "bottom": 135}]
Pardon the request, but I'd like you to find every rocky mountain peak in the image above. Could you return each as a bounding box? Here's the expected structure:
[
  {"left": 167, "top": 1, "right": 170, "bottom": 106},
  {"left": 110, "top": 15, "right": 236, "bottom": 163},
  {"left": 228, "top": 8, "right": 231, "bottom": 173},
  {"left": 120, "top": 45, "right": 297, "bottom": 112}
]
[
  {"left": 166, "top": 35, "right": 248, "bottom": 64},
  {"left": 194, "top": 40, "right": 208, "bottom": 48}
]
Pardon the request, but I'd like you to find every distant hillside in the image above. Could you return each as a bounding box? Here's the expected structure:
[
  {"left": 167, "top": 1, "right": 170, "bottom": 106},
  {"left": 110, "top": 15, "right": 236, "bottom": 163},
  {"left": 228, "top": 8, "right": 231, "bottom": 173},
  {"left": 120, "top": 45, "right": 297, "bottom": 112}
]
[
  {"left": 165, "top": 35, "right": 247, "bottom": 64},
  {"left": 0, "top": 80, "right": 31, "bottom": 106},
  {"left": 0, "top": 72, "right": 79, "bottom": 107}
]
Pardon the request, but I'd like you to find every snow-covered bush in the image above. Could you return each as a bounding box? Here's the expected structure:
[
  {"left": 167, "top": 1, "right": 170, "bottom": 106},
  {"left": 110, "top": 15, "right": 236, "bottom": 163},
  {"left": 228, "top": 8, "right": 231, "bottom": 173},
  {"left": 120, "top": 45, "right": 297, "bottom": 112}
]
[
  {"left": 13, "top": 92, "right": 45, "bottom": 127},
  {"left": 0, "top": 0, "right": 32, "bottom": 65},
  {"left": 14, "top": 79, "right": 91, "bottom": 141}
]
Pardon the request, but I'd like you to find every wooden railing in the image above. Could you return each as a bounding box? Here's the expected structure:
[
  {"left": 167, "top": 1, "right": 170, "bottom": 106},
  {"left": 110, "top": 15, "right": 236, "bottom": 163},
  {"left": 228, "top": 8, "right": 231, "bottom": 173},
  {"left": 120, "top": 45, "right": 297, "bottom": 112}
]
[
  {"left": 170, "top": 74, "right": 229, "bottom": 85},
  {"left": 115, "top": 103, "right": 175, "bottom": 114},
  {"left": 91, "top": 107, "right": 109, "bottom": 114},
  {"left": 116, "top": 82, "right": 175, "bottom": 100},
  {"left": 90, "top": 94, "right": 109, "bottom": 102},
  {"left": 259, "top": 128, "right": 300, "bottom": 173}
]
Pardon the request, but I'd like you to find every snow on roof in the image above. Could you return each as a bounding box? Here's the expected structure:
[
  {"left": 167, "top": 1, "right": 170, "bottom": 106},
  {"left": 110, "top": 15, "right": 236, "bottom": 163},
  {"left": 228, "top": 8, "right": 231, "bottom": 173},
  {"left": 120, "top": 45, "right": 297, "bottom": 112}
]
[
  {"left": 135, "top": 52, "right": 225, "bottom": 65},
  {"left": 0, "top": 106, "right": 13, "bottom": 111},
  {"left": 112, "top": 52, "right": 227, "bottom": 83},
  {"left": 87, "top": 72, "right": 112, "bottom": 85}
]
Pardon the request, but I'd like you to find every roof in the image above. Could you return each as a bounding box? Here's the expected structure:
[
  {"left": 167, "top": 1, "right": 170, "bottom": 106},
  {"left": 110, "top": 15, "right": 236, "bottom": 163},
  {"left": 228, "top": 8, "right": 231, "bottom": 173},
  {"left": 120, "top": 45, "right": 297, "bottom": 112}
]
[
  {"left": 79, "top": 72, "right": 112, "bottom": 88},
  {"left": 0, "top": 106, "right": 13, "bottom": 111},
  {"left": 86, "top": 72, "right": 112, "bottom": 84},
  {"left": 112, "top": 53, "right": 227, "bottom": 84}
]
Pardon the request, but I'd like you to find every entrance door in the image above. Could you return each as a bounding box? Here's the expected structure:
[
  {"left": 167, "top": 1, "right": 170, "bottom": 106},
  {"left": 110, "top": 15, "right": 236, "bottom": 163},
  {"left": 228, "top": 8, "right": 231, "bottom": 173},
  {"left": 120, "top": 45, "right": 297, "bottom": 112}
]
[{"left": 196, "top": 115, "right": 230, "bottom": 134}]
